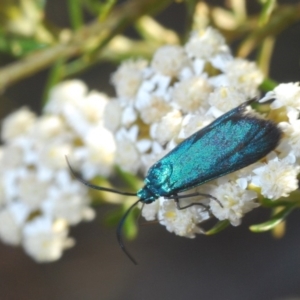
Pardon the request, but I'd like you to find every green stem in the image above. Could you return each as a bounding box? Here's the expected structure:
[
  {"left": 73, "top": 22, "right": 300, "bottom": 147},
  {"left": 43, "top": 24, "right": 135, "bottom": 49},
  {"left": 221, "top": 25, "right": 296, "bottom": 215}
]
[
  {"left": 67, "top": 0, "right": 84, "bottom": 30},
  {"left": 63, "top": 37, "right": 157, "bottom": 77},
  {"left": 99, "top": 0, "right": 117, "bottom": 21},
  {"left": 42, "top": 58, "right": 65, "bottom": 106},
  {"left": 0, "top": 0, "right": 172, "bottom": 91},
  {"left": 249, "top": 202, "right": 297, "bottom": 232},
  {"left": 237, "top": 4, "right": 300, "bottom": 57},
  {"left": 182, "top": 0, "right": 198, "bottom": 44}
]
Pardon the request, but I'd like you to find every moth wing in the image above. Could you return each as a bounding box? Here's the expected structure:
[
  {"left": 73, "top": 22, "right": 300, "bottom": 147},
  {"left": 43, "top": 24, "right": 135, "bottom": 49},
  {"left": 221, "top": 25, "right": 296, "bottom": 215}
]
[{"left": 148, "top": 102, "right": 281, "bottom": 195}]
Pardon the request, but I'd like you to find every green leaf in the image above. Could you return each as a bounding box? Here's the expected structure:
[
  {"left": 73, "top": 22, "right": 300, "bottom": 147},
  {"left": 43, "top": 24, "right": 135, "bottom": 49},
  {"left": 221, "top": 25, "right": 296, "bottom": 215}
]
[
  {"left": 259, "top": 78, "right": 278, "bottom": 92},
  {"left": 205, "top": 220, "right": 230, "bottom": 235},
  {"left": 115, "top": 165, "right": 143, "bottom": 191},
  {"left": 103, "top": 208, "right": 123, "bottom": 226},
  {"left": 249, "top": 203, "right": 296, "bottom": 232}
]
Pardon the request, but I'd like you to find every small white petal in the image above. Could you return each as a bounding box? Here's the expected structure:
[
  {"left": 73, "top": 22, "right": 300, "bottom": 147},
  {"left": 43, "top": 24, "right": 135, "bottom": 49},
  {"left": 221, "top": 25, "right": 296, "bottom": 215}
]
[{"left": 23, "top": 217, "right": 72, "bottom": 263}]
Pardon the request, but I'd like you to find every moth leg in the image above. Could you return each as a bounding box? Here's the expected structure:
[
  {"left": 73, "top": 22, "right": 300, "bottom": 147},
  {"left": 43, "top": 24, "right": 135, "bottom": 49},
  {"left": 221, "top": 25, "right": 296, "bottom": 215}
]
[
  {"left": 167, "top": 192, "right": 223, "bottom": 208},
  {"left": 172, "top": 193, "right": 209, "bottom": 211}
]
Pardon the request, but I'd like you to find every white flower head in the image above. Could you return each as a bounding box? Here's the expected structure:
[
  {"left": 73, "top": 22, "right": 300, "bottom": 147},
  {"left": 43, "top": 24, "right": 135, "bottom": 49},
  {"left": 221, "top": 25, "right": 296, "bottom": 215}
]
[
  {"left": 213, "top": 58, "right": 263, "bottom": 98},
  {"left": 260, "top": 83, "right": 300, "bottom": 111},
  {"left": 32, "top": 115, "right": 69, "bottom": 141},
  {"left": 115, "top": 127, "right": 140, "bottom": 174},
  {"left": 185, "top": 27, "right": 230, "bottom": 60},
  {"left": 0, "top": 143, "right": 24, "bottom": 170},
  {"left": 45, "top": 80, "right": 88, "bottom": 115},
  {"left": 207, "top": 86, "right": 248, "bottom": 115},
  {"left": 75, "top": 126, "right": 116, "bottom": 179},
  {"left": 80, "top": 91, "right": 109, "bottom": 124},
  {"left": 279, "top": 119, "right": 300, "bottom": 158},
  {"left": 172, "top": 76, "right": 212, "bottom": 113},
  {"left": 39, "top": 141, "right": 72, "bottom": 170},
  {"left": 103, "top": 100, "right": 122, "bottom": 132},
  {"left": 207, "top": 182, "right": 258, "bottom": 226},
  {"left": 0, "top": 202, "right": 29, "bottom": 245},
  {"left": 17, "top": 170, "right": 50, "bottom": 209},
  {"left": 121, "top": 106, "right": 137, "bottom": 127},
  {"left": 178, "top": 113, "right": 213, "bottom": 139},
  {"left": 251, "top": 154, "right": 300, "bottom": 199},
  {"left": 151, "top": 45, "right": 189, "bottom": 78},
  {"left": 111, "top": 59, "right": 148, "bottom": 99},
  {"left": 151, "top": 110, "right": 182, "bottom": 144},
  {"left": 138, "top": 95, "right": 172, "bottom": 124},
  {"left": 23, "top": 216, "right": 74, "bottom": 263},
  {"left": 42, "top": 189, "right": 94, "bottom": 225},
  {"left": 1, "top": 107, "right": 36, "bottom": 142},
  {"left": 141, "top": 200, "right": 160, "bottom": 221},
  {"left": 0, "top": 181, "right": 5, "bottom": 208},
  {"left": 158, "top": 198, "right": 210, "bottom": 238}
]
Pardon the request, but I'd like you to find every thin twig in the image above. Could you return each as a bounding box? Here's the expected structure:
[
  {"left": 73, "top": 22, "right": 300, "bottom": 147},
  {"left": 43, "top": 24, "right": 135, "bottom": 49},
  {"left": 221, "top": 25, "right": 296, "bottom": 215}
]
[{"left": 0, "top": 0, "right": 172, "bottom": 91}]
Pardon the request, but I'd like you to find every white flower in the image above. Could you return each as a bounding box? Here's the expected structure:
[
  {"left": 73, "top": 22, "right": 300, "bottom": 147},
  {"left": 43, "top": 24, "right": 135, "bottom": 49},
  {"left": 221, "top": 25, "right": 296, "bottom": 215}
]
[
  {"left": 172, "top": 76, "right": 212, "bottom": 113},
  {"left": 39, "top": 141, "right": 72, "bottom": 170},
  {"left": 42, "top": 190, "right": 94, "bottom": 225},
  {"left": 32, "top": 115, "right": 69, "bottom": 141},
  {"left": 115, "top": 127, "right": 141, "bottom": 173},
  {"left": 211, "top": 59, "right": 263, "bottom": 98},
  {"left": 261, "top": 83, "right": 300, "bottom": 123},
  {"left": 45, "top": 80, "right": 88, "bottom": 115},
  {"left": 11, "top": 135, "right": 38, "bottom": 166},
  {"left": 185, "top": 27, "right": 230, "bottom": 60},
  {"left": 138, "top": 95, "right": 172, "bottom": 124},
  {"left": 74, "top": 126, "right": 116, "bottom": 179},
  {"left": 279, "top": 119, "right": 300, "bottom": 158},
  {"left": 1, "top": 107, "right": 36, "bottom": 141},
  {"left": 207, "top": 182, "right": 258, "bottom": 226},
  {"left": 0, "top": 202, "right": 29, "bottom": 245},
  {"left": 178, "top": 113, "right": 213, "bottom": 139},
  {"left": 62, "top": 92, "right": 109, "bottom": 138},
  {"left": 23, "top": 217, "right": 74, "bottom": 263},
  {"left": 80, "top": 91, "right": 109, "bottom": 124},
  {"left": 103, "top": 100, "right": 122, "bottom": 132},
  {"left": 142, "top": 201, "right": 160, "bottom": 221},
  {"left": 261, "top": 83, "right": 300, "bottom": 112},
  {"left": 207, "top": 86, "right": 247, "bottom": 115},
  {"left": 150, "top": 110, "right": 182, "bottom": 144},
  {"left": 111, "top": 59, "right": 148, "bottom": 99},
  {"left": 0, "top": 143, "right": 24, "bottom": 170},
  {"left": 151, "top": 45, "right": 189, "bottom": 77},
  {"left": 0, "top": 181, "right": 5, "bottom": 208},
  {"left": 158, "top": 198, "right": 210, "bottom": 238},
  {"left": 17, "top": 170, "right": 50, "bottom": 209},
  {"left": 251, "top": 154, "right": 300, "bottom": 199},
  {"left": 121, "top": 106, "right": 137, "bottom": 126}
]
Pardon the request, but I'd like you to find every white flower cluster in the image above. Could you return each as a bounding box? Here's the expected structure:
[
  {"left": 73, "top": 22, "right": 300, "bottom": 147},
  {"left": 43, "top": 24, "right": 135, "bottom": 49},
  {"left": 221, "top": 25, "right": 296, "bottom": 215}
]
[
  {"left": 0, "top": 81, "right": 116, "bottom": 262},
  {"left": 109, "top": 28, "right": 300, "bottom": 237},
  {"left": 1, "top": 27, "right": 299, "bottom": 259}
]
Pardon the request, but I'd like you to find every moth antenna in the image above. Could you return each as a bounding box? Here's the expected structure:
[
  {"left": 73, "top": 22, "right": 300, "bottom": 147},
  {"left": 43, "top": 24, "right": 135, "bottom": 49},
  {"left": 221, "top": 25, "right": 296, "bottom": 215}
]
[
  {"left": 65, "top": 156, "right": 137, "bottom": 196},
  {"left": 117, "top": 199, "right": 141, "bottom": 265}
]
